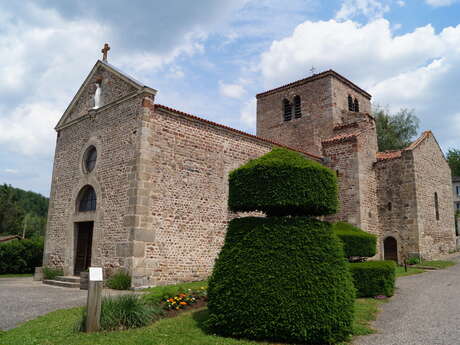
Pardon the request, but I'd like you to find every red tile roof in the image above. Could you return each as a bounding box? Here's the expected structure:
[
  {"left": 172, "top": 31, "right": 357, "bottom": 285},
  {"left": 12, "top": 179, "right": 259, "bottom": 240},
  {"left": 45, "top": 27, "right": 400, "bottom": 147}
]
[
  {"left": 153, "top": 104, "right": 323, "bottom": 161},
  {"left": 256, "top": 70, "right": 372, "bottom": 99},
  {"left": 322, "top": 132, "right": 360, "bottom": 145},
  {"left": 376, "top": 131, "right": 433, "bottom": 162},
  {"left": 376, "top": 151, "right": 402, "bottom": 161}
]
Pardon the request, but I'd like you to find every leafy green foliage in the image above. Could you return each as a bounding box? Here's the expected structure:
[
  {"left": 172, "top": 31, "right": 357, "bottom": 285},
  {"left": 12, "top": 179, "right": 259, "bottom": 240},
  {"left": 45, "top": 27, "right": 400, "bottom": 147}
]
[
  {"left": 406, "top": 257, "right": 421, "bottom": 265},
  {"left": 0, "top": 237, "right": 43, "bottom": 274},
  {"left": 229, "top": 148, "right": 338, "bottom": 216},
  {"left": 43, "top": 267, "right": 64, "bottom": 280},
  {"left": 78, "top": 295, "right": 163, "bottom": 332},
  {"left": 332, "top": 222, "right": 377, "bottom": 258},
  {"left": 446, "top": 149, "right": 460, "bottom": 177},
  {"left": 106, "top": 271, "right": 132, "bottom": 290},
  {"left": 207, "top": 217, "right": 355, "bottom": 344},
  {"left": 349, "top": 261, "right": 396, "bottom": 297},
  {"left": 0, "top": 184, "right": 48, "bottom": 238},
  {"left": 374, "top": 108, "right": 420, "bottom": 151}
]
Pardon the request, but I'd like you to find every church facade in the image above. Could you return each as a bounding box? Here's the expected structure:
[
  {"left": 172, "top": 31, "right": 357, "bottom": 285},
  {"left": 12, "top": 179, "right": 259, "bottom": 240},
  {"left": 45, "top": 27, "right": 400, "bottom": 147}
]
[{"left": 43, "top": 57, "right": 456, "bottom": 288}]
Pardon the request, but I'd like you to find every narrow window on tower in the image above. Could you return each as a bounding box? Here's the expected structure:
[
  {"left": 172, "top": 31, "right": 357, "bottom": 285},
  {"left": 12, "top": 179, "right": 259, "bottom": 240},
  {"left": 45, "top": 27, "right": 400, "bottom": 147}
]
[
  {"left": 283, "top": 99, "right": 292, "bottom": 121},
  {"left": 293, "top": 95, "right": 301, "bottom": 118},
  {"left": 354, "top": 98, "right": 360, "bottom": 112},
  {"left": 434, "top": 192, "right": 439, "bottom": 220},
  {"left": 348, "top": 95, "right": 354, "bottom": 111}
]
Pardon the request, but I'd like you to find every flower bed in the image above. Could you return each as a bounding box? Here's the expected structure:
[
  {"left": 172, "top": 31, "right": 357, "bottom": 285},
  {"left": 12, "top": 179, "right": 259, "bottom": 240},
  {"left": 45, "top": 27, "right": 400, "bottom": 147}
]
[{"left": 161, "top": 287, "right": 207, "bottom": 316}]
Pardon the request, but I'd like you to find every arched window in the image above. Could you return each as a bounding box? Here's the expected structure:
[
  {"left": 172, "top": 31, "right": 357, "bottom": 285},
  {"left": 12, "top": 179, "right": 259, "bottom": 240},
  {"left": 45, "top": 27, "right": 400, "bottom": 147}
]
[
  {"left": 434, "top": 192, "right": 439, "bottom": 220},
  {"left": 348, "top": 95, "right": 354, "bottom": 111},
  {"left": 84, "top": 146, "right": 97, "bottom": 173},
  {"left": 388, "top": 202, "right": 392, "bottom": 211},
  {"left": 79, "top": 186, "right": 97, "bottom": 212},
  {"left": 354, "top": 98, "right": 360, "bottom": 112},
  {"left": 293, "top": 95, "right": 301, "bottom": 118},
  {"left": 283, "top": 99, "right": 292, "bottom": 121}
]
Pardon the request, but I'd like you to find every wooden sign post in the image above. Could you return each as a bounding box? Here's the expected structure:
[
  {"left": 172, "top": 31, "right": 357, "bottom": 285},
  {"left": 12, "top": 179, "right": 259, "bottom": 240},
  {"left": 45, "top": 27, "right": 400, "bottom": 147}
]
[{"left": 85, "top": 267, "right": 103, "bottom": 333}]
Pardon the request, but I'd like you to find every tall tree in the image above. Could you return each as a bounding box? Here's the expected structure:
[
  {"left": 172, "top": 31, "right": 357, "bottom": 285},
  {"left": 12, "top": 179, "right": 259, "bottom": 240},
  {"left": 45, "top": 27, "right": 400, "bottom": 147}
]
[
  {"left": 446, "top": 149, "right": 460, "bottom": 177},
  {"left": 374, "top": 108, "right": 420, "bottom": 152}
]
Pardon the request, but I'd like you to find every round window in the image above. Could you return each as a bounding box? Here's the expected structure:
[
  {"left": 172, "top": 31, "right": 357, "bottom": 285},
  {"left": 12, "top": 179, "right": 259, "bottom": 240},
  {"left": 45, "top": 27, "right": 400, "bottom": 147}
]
[{"left": 84, "top": 146, "right": 97, "bottom": 173}]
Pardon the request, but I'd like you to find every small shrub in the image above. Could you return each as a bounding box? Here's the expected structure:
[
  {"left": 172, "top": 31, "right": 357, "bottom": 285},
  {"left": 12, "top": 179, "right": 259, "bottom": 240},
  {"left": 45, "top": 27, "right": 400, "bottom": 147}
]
[
  {"left": 79, "top": 294, "right": 162, "bottom": 331},
  {"left": 407, "top": 257, "right": 421, "bottom": 265},
  {"left": 349, "top": 261, "right": 396, "bottom": 297},
  {"left": 228, "top": 147, "right": 339, "bottom": 216},
  {"left": 0, "top": 237, "right": 43, "bottom": 274},
  {"left": 106, "top": 271, "right": 131, "bottom": 290},
  {"left": 333, "top": 222, "right": 377, "bottom": 258},
  {"left": 43, "top": 267, "right": 63, "bottom": 280}
]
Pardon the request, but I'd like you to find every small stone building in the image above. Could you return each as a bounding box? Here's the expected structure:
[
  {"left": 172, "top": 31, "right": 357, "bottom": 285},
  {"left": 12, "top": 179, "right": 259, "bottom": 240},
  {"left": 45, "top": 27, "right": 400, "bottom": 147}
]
[{"left": 44, "top": 55, "right": 456, "bottom": 288}]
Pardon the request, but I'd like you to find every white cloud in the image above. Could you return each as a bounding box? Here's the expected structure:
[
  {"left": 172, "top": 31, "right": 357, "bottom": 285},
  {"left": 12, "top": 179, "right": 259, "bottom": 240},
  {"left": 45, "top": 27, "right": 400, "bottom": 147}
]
[
  {"left": 219, "top": 81, "right": 247, "bottom": 99},
  {"left": 335, "top": 0, "right": 390, "bottom": 20},
  {"left": 425, "top": 0, "right": 458, "bottom": 6},
  {"left": 240, "top": 98, "right": 257, "bottom": 127},
  {"left": 259, "top": 18, "right": 460, "bottom": 150},
  {"left": 396, "top": 0, "right": 405, "bottom": 6}
]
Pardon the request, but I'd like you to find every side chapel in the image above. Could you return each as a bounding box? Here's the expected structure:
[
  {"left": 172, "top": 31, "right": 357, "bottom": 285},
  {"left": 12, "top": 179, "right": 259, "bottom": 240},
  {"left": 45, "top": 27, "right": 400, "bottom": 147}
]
[{"left": 43, "top": 45, "right": 456, "bottom": 287}]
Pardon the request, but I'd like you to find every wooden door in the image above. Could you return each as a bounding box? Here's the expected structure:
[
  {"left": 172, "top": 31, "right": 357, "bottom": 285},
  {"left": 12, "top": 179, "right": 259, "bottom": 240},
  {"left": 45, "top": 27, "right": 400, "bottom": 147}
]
[
  {"left": 74, "top": 222, "right": 93, "bottom": 275},
  {"left": 383, "top": 237, "right": 398, "bottom": 262}
]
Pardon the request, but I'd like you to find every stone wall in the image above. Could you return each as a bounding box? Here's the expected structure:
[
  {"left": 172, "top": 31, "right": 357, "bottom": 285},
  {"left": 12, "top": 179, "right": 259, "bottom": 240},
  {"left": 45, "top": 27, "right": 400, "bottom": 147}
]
[
  {"left": 44, "top": 70, "right": 145, "bottom": 276},
  {"left": 412, "top": 134, "right": 456, "bottom": 259},
  {"left": 257, "top": 75, "right": 334, "bottom": 155},
  {"left": 375, "top": 153, "right": 419, "bottom": 262}
]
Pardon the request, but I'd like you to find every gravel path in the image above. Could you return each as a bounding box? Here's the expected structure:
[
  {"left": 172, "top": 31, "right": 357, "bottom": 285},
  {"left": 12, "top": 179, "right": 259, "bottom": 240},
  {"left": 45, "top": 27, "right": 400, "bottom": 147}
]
[
  {"left": 0, "top": 277, "right": 133, "bottom": 330},
  {"left": 354, "top": 256, "right": 460, "bottom": 345}
]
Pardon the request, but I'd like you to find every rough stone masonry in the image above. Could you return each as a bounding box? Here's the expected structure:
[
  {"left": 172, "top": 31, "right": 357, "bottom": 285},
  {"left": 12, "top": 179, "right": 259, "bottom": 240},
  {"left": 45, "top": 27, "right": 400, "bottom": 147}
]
[{"left": 43, "top": 56, "right": 456, "bottom": 288}]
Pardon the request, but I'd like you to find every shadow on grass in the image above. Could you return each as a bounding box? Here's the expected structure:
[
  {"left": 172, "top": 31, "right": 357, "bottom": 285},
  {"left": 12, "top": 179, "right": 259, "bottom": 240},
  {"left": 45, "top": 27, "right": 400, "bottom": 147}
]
[{"left": 191, "top": 308, "right": 211, "bottom": 333}]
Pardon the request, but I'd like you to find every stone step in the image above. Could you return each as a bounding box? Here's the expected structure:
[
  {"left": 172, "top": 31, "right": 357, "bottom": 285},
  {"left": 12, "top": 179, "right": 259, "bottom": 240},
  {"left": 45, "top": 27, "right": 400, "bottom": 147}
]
[
  {"left": 55, "top": 276, "right": 81, "bottom": 283},
  {"left": 42, "top": 279, "right": 80, "bottom": 289}
]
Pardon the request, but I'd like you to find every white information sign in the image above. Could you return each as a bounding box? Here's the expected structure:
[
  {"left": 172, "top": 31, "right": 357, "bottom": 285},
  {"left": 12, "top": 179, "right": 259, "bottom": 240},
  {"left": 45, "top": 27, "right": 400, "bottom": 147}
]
[{"left": 89, "top": 267, "right": 103, "bottom": 282}]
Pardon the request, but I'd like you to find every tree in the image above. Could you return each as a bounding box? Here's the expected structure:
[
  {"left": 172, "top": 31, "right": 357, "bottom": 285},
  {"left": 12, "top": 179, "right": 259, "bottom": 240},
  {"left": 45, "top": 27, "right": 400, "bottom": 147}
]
[
  {"left": 374, "top": 108, "right": 420, "bottom": 151},
  {"left": 447, "top": 149, "right": 460, "bottom": 177}
]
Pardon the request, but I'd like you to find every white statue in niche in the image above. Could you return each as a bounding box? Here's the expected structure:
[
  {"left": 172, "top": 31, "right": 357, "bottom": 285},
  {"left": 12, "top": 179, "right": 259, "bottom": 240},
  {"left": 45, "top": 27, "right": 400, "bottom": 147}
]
[{"left": 93, "top": 82, "right": 102, "bottom": 109}]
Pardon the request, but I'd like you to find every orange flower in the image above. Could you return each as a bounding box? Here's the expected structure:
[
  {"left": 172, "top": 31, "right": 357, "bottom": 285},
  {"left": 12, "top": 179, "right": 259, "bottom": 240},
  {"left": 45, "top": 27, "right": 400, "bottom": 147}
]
[
  {"left": 168, "top": 298, "right": 174, "bottom": 303},
  {"left": 179, "top": 293, "right": 186, "bottom": 298},
  {"left": 180, "top": 301, "right": 187, "bottom": 305}
]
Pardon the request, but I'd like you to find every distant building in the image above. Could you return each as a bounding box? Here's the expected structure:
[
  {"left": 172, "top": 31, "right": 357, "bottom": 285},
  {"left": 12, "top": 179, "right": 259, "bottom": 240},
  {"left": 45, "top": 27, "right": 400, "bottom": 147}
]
[{"left": 452, "top": 176, "right": 460, "bottom": 235}]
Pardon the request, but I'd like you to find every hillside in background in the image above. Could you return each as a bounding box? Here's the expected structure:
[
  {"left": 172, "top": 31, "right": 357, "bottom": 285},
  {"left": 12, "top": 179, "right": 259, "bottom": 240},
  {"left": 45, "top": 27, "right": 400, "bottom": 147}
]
[{"left": 0, "top": 184, "right": 48, "bottom": 238}]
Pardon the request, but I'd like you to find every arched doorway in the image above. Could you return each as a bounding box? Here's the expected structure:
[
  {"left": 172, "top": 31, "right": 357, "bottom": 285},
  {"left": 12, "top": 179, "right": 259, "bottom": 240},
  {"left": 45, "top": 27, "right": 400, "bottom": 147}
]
[
  {"left": 74, "top": 185, "right": 97, "bottom": 275},
  {"left": 384, "top": 236, "right": 398, "bottom": 262}
]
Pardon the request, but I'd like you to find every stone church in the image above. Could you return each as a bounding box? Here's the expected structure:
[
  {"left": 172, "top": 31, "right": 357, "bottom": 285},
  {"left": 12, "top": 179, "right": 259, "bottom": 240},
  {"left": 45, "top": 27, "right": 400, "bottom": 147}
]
[{"left": 44, "top": 47, "right": 456, "bottom": 287}]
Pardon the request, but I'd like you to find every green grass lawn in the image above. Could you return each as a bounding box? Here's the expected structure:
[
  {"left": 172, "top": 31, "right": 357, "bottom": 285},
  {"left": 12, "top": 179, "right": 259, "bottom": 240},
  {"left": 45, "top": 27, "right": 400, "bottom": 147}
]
[
  {"left": 395, "top": 266, "right": 425, "bottom": 277},
  {"left": 0, "top": 297, "right": 381, "bottom": 345},
  {"left": 413, "top": 260, "right": 456, "bottom": 269},
  {"left": 0, "top": 273, "right": 33, "bottom": 278}
]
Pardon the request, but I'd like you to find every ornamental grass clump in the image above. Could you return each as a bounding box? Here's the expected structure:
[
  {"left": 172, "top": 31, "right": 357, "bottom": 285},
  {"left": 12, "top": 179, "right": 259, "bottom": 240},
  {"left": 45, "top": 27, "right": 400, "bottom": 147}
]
[
  {"left": 207, "top": 147, "right": 355, "bottom": 344},
  {"left": 78, "top": 294, "right": 162, "bottom": 332}
]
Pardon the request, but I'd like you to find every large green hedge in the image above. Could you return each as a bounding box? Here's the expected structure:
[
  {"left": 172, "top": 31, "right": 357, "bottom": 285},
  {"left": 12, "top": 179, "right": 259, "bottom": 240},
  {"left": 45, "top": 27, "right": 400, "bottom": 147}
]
[
  {"left": 349, "top": 261, "right": 396, "bottom": 297},
  {"left": 207, "top": 217, "right": 356, "bottom": 344},
  {"left": 333, "top": 222, "right": 377, "bottom": 258},
  {"left": 0, "top": 237, "right": 43, "bottom": 274},
  {"left": 228, "top": 147, "right": 338, "bottom": 216}
]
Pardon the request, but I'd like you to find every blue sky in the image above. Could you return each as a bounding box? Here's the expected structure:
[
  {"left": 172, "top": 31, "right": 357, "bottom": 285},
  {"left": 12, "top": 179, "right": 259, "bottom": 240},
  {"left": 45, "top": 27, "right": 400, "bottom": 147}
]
[{"left": 1, "top": 0, "right": 460, "bottom": 196}]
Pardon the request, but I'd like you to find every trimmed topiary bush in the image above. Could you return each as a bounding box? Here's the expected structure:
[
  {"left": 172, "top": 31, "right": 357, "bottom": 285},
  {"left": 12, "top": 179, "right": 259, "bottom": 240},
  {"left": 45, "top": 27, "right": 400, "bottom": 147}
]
[
  {"left": 207, "top": 217, "right": 355, "bottom": 344},
  {"left": 106, "top": 271, "right": 131, "bottom": 290},
  {"left": 228, "top": 147, "right": 339, "bottom": 216},
  {"left": 333, "top": 222, "right": 377, "bottom": 258},
  {"left": 207, "top": 148, "right": 355, "bottom": 344},
  {"left": 349, "top": 261, "right": 396, "bottom": 297}
]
